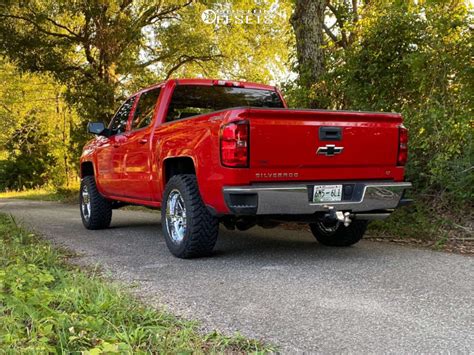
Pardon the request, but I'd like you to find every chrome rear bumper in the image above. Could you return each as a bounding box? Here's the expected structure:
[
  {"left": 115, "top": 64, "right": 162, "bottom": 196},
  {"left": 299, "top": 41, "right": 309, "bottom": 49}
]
[{"left": 223, "top": 181, "right": 412, "bottom": 215}]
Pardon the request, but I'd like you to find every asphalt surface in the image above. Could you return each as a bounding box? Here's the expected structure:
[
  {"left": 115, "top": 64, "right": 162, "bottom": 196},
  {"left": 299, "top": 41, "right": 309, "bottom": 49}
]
[{"left": 1, "top": 199, "right": 473, "bottom": 353}]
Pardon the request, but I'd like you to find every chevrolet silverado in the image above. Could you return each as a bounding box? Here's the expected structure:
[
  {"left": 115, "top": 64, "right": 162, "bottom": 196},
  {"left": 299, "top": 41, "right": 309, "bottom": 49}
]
[{"left": 80, "top": 79, "right": 412, "bottom": 258}]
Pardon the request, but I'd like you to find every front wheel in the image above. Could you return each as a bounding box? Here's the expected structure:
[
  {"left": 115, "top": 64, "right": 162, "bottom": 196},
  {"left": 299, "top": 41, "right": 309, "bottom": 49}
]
[
  {"left": 309, "top": 220, "right": 368, "bottom": 247},
  {"left": 161, "top": 174, "right": 219, "bottom": 258},
  {"left": 80, "top": 176, "right": 112, "bottom": 229}
]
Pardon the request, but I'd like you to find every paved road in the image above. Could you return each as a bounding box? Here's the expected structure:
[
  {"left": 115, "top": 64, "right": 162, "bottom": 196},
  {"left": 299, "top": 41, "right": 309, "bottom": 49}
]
[{"left": 1, "top": 199, "right": 473, "bottom": 353}]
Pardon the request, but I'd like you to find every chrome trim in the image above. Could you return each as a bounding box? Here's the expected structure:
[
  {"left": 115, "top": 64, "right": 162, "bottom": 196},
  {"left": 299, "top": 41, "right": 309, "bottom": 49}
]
[
  {"left": 223, "top": 182, "right": 411, "bottom": 215},
  {"left": 165, "top": 189, "right": 187, "bottom": 244},
  {"left": 81, "top": 184, "right": 91, "bottom": 222}
]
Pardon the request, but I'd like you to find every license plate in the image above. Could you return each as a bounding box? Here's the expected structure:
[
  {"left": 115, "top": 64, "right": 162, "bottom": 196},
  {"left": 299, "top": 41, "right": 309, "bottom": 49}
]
[{"left": 313, "top": 185, "right": 343, "bottom": 202}]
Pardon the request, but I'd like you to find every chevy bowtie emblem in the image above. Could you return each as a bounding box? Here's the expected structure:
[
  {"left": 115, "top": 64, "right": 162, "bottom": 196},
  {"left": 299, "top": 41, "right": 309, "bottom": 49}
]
[{"left": 317, "top": 144, "right": 344, "bottom": 156}]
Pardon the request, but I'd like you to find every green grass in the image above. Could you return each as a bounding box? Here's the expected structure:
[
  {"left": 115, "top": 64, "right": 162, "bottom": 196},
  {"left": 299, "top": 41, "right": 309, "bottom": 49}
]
[
  {"left": 368, "top": 199, "right": 472, "bottom": 243},
  {"left": 0, "top": 213, "right": 272, "bottom": 353},
  {"left": 0, "top": 187, "right": 79, "bottom": 203}
]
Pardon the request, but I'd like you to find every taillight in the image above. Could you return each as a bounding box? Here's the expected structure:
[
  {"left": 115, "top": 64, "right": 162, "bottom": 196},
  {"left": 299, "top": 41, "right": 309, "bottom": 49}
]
[
  {"left": 397, "top": 125, "right": 408, "bottom": 166},
  {"left": 220, "top": 120, "right": 249, "bottom": 167}
]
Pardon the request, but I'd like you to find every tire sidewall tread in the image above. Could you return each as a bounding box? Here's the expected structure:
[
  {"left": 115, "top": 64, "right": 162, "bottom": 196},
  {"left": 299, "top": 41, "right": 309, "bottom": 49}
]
[
  {"left": 80, "top": 176, "right": 112, "bottom": 230},
  {"left": 161, "top": 174, "right": 218, "bottom": 258}
]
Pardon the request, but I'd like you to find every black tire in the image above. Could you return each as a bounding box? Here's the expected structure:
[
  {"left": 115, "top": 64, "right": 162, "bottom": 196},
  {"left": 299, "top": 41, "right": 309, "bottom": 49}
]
[
  {"left": 161, "top": 174, "right": 219, "bottom": 258},
  {"left": 309, "top": 220, "right": 368, "bottom": 247},
  {"left": 80, "top": 176, "right": 112, "bottom": 230}
]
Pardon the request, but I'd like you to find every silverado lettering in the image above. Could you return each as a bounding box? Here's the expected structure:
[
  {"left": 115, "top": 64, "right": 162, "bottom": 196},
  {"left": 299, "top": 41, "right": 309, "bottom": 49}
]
[
  {"left": 80, "top": 78, "right": 412, "bottom": 259},
  {"left": 255, "top": 172, "right": 299, "bottom": 178}
]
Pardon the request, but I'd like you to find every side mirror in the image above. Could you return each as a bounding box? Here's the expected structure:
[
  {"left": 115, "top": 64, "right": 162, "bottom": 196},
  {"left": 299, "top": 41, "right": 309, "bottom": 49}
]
[{"left": 87, "top": 122, "right": 107, "bottom": 136}]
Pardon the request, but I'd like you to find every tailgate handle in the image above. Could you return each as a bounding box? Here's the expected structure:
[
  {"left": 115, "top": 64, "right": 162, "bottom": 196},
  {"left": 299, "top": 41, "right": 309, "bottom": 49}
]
[{"left": 319, "top": 127, "right": 342, "bottom": 141}]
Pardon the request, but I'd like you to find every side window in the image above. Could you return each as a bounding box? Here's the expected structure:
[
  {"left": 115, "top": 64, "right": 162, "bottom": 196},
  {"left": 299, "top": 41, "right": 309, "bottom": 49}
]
[
  {"left": 131, "top": 88, "right": 161, "bottom": 130},
  {"left": 109, "top": 96, "right": 136, "bottom": 134}
]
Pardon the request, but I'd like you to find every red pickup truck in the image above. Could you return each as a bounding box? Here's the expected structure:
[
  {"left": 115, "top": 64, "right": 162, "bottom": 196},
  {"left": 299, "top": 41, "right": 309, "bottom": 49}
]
[{"left": 80, "top": 78, "right": 411, "bottom": 258}]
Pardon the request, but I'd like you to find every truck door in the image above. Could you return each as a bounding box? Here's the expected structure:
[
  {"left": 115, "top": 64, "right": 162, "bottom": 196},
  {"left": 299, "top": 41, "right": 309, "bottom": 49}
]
[
  {"left": 120, "top": 87, "right": 162, "bottom": 201},
  {"left": 95, "top": 96, "right": 136, "bottom": 197}
]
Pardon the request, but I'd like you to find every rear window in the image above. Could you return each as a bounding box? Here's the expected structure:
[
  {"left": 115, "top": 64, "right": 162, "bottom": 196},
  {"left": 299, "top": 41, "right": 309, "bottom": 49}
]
[{"left": 166, "top": 85, "right": 284, "bottom": 122}]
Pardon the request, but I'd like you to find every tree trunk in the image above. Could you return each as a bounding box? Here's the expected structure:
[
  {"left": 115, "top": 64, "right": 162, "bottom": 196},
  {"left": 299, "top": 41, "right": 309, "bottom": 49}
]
[{"left": 291, "top": 0, "right": 326, "bottom": 108}]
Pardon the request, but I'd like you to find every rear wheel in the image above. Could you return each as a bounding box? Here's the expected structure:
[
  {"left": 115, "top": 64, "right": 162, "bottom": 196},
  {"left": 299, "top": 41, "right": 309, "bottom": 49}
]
[
  {"left": 309, "top": 220, "right": 368, "bottom": 247},
  {"left": 161, "top": 174, "right": 219, "bottom": 258},
  {"left": 80, "top": 176, "right": 112, "bottom": 229}
]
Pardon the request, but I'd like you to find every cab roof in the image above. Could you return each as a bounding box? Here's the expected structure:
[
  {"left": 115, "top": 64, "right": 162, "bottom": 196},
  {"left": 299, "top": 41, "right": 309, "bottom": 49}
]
[{"left": 136, "top": 78, "right": 277, "bottom": 96}]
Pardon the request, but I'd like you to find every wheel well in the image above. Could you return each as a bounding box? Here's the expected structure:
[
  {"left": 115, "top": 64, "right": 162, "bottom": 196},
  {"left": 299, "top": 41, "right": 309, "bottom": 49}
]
[
  {"left": 81, "top": 162, "right": 94, "bottom": 178},
  {"left": 164, "top": 157, "right": 196, "bottom": 182}
]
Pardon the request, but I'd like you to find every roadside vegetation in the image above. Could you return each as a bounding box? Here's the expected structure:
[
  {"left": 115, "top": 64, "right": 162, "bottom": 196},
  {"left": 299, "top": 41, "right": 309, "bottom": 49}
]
[
  {"left": 367, "top": 201, "right": 473, "bottom": 254},
  {"left": 0, "top": 213, "right": 270, "bottom": 353},
  {"left": 0, "top": 186, "right": 78, "bottom": 203}
]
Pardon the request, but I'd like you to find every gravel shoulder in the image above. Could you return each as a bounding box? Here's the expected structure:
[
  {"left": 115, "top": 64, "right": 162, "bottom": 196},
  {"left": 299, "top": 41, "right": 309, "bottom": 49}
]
[{"left": 1, "top": 199, "right": 472, "bottom": 353}]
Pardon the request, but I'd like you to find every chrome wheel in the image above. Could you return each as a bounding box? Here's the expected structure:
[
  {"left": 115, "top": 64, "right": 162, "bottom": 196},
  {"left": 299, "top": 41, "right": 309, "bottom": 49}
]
[
  {"left": 81, "top": 184, "right": 91, "bottom": 222},
  {"left": 165, "top": 189, "right": 187, "bottom": 244},
  {"left": 317, "top": 220, "right": 340, "bottom": 235}
]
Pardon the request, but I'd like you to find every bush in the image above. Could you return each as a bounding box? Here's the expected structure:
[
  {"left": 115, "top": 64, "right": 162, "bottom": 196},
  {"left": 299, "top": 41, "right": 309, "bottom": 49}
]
[
  {"left": 0, "top": 214, "right": 271, "bottom": 353},
  {"left": 0, "top": 116, "right": 57, "bottom": 190}
]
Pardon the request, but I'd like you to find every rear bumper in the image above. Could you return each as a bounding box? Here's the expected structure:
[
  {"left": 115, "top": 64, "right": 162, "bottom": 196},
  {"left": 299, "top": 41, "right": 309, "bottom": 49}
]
[{"left": 223, "top": 181, "right": 412, "bottom": 215}]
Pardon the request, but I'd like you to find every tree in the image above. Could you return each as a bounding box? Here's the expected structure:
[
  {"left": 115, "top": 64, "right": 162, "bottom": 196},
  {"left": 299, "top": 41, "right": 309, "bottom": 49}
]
[
  {"left": 0, "top": 1, "right": 222, "bottom": 135},
  {"left": 0, "top": 1, "right": 293, "bottom": 157},
  {"left": 290, "top": 0, "right": 326, "bottom": 108},
  {"left": 160, "top": 0, "right": 293, "bottom": 84},
  {"left": 0, "top": 115, "right": 56, "bottom": 190},
  {"left": 0, "top": 58, "right": 78, "bottom": 188},
  {"left": 0, "top": 1, "right": 224, "bottom": 169},
  {"left": 323, "top": 1, "right": 473, "bottom": 202},
  {"left": 322, "top": 0, "right": 364, "bottom": 50}
]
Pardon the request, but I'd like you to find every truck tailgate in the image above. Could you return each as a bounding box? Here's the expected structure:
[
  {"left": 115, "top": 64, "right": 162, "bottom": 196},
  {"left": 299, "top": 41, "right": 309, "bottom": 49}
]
[{"left": 248, "top": 108, "right": 402, "bottom": 170}]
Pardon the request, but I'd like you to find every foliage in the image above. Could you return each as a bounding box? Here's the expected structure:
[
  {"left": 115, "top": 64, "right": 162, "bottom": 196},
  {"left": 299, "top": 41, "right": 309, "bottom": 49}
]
[
  {"left": 0, "top": 116, "right": 56, "bottom": 190},
  {"left": 285, "top": 0, "right": 473, "bottom": 205},
  {"left": 0, "top": 59, "right": 78, "bottom": 190},
  {"left": 0, "top": 213, "right": 272, "bottom": 353},
  {"left": 1, "top": 1, "right": 190, "bottom": 120},
  {"left": 368, "top": 195, "right": 473, "bottom": 247},
  {"left": 0, "top": 0, "right": 293, "bottom": 160},
  {"left": 174, "top": 0, "right": 293, "bottom": 83}
]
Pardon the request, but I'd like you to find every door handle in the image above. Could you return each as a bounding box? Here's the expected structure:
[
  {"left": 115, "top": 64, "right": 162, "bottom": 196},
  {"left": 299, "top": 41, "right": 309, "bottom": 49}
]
[
  {"left": 319, "top": 126, "right": 342, "bottom": 141},
  {"left": 139, "top": 138, "right": 148, "bottom": 144}
]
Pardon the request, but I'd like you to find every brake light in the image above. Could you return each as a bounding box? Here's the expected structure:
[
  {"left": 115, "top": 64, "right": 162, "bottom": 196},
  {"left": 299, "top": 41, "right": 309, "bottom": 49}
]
[
  {"left": 220, "top": 121, "right": 249, "bottom": 167},
  {"left": 397, "top": 125, "right": 408, "bottom": 166},
  {"left": 212, "top": 80, "right": 243, "bottom": 87}
]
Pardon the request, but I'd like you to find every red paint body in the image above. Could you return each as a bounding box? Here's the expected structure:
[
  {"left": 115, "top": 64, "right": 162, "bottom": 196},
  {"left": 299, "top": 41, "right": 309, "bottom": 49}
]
[{"left": 80, "top": 79, "right": 407, "bottom": 214}]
